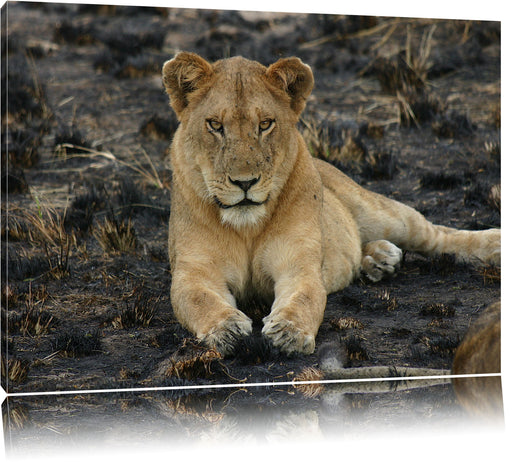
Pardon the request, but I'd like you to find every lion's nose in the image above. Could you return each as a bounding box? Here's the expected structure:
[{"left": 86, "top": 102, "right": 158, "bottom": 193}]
[{"left": 229, "top": 176, "right": 260, "bottom": 192}]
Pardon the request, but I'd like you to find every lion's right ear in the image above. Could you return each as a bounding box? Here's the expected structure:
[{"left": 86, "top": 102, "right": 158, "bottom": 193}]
[{"left": 162, "top": 52, "right": 213, "bottom": 117}]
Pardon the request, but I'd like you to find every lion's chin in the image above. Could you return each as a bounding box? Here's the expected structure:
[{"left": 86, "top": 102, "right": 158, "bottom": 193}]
[{"left": 220, "top": 204, "right": 268, "bottom": 229}]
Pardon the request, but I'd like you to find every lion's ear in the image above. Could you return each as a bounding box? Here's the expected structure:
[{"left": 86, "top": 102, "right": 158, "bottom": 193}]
[
  {"left": 162, "top": 52, "right": 213, "bottom": 117},
  {"left": 265, "top": 57, "right": 314, "bottom": 115}
]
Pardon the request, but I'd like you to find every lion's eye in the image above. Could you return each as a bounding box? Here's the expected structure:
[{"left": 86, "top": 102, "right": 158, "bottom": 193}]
[
  {"left": 207, "top": 120, "right": 223, "bottom": 133},
  {"left": 259, "top": 119, "right": 274, "bottom": 132}
]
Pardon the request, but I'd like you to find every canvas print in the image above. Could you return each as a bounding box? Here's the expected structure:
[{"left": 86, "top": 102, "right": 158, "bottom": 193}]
[{"left": 1, "top": 2, "right": 502, "bottom": 445}]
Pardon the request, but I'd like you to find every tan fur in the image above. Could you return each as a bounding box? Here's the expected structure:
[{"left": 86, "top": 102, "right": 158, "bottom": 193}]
[
  {"left": 162, "top": 52, "right": 501, "bottom": 356},
  {"left": 452, "top": 302, "right": 503, "bottom": 419}
]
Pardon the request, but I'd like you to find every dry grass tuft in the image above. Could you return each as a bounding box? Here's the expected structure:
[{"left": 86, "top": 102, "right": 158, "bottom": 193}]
[
  {"left": 53, "top": 123, "right": 92, "bottom": 159},
  {"left": 6, "top": 52, "right": 52, "bottom": 123},
  {"left": 9, "top": 284, "right": 53, "bottom": 337},
  {"left": 7, "top": 127, "right": 43, "bottom": 169},
  {"left": 420, "top": 302, "right": 456, "bottom": 318},
  {"left": 164, "top": 342, "right": 222, "bottom": 381},
  {"left": 14, "top": 306, "right": 53, "bottom": 337},
  {"left": 4, "top": 402, "right": 30, "bottom": 429},
  {"left": 20, "top": 205, "right": 76, "bottom": 279},
  {"left": 378, "top": 289, "right": 399, "bottom": 311},
  {"left": 339, "top": 134, "right": 368, "bottom": 163},
  {"left": 479, "top": 265, "right": 500, "bottom": 285},
  {"left": 112, "top": 286, "right": 158, "bottom": 329},
  {"left": 300, "top": 116, "right": 339, "bottom": 161},
  {"left": 485, "top": 141, "right": 500, "bottom": 164},
  {"left": 94, "top": 216, "right": 138, "bottom": 253},
  {"left": 364, "top": 24, "right": 444, "bottom": 127},
  {"left": 8, "top": 358, "right": 30, "bottom": 383},
  {"left": 345, "top": 335, "right": 369, "bottom": 361},
  {"left": 293, "top": 366, "right": 325, "bottom": 398},
  {"left": 301, "top": 116, "right": 397, "bottom": 180},
  {"left": 489, "top": 102, "right": 500, "bottom": 128},
  {"left": 2, "top": 357, "right": 30, "bottom": 385},
  {"left": 396, "top": 90, "right": 444, "bottom": 127},
  {"left": 1, "top": 283, "right": 19, "bottom": 307},
  {"left": 301, "top": 117, "right": 368, "bottom": 164},
  {"left": 419, "top": 334, "right": 459, "bottom": 358},
  {"left": 118, "top": 367, "right": 140, "bottom": 381},
  {"left": 373, "top": 24, "right": 435, "bottom": 93},
  {"left": 1, "top": 215, "right": 30, "bottom": 242},
  {"left": 370, "top": 53, "right": 425, "bottom": 95},
  {"left": 488, "top": 184, "right": 500, "bottom": 211},
  {"left": 330, "top": 316, "right": 364, "bottom": 330},
  {"left": 161, "top": 394, "right": 225, "bottom": 423}
]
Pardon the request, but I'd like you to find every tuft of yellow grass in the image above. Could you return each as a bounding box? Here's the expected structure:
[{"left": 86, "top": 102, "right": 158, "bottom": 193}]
[{"left": 94, "top": 216, "right": 137, "bottom": 253}]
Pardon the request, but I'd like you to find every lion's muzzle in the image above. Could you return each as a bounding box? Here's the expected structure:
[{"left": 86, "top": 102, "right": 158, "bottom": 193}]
[{"left": 214, "top": 174, "right": 269, "bottom": 210}]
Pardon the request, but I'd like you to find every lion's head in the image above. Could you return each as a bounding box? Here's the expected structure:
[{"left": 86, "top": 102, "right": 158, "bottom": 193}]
[{"left": 162, "top": 52, "right": 314, "bottom": 229}]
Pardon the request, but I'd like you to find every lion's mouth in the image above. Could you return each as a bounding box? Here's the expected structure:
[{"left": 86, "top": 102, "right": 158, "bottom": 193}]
[{"left": 215, "top": 197, "right": 267, "bottom": 209}]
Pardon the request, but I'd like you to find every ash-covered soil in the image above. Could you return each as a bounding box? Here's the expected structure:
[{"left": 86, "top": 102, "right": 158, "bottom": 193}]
[{"left": 1, "top": 3, "right": 500, "bottom": 398}]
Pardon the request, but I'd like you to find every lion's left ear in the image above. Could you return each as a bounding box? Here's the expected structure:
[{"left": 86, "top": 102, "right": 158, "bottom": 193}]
[{"left": 265, "top": 57, "right": 314, "bottom": 115}]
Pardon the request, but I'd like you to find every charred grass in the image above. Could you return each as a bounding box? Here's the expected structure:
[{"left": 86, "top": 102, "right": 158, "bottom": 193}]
[
  {"left": 301, "top": 116, "right": 399, "bottom": 181},
  {"left": 110, "top": 285, "right": 159, "bottom": 329},
  {"left": 53, "top": 328, "right": 102, "bottom": 358}
]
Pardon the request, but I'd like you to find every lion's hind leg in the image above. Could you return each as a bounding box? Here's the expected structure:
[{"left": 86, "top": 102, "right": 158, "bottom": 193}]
[{"left": 361, "top": 240, "right": 403, "bottom": 282}]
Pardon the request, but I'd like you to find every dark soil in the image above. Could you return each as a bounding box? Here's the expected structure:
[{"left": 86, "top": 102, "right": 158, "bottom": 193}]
[{"left": 1, "top": 2, "right": 500, "bottom": 404}]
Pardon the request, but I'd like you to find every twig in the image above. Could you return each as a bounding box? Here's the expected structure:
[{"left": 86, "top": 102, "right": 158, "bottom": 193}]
[{"left": 53, "top": 144, "right": 165, "bottom": 189}]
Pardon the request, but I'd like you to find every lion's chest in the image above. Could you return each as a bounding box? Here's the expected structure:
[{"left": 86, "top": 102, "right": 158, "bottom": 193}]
[{"left": 223, "top": 241, "right": 274, "bottom": 312}]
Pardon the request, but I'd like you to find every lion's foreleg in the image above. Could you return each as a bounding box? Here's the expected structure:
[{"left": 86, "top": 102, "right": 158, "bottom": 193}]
[
  {"left": 171, "top": 263, "right": 252, "bottom": 356},
  {"left": 262, "top": 274, "right": 327, "bottom": 355}
]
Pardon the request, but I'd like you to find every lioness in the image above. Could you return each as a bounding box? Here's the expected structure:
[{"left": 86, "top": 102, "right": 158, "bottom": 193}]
[{"left": 162, "top": 52, "right": 500, "bottom": 356}]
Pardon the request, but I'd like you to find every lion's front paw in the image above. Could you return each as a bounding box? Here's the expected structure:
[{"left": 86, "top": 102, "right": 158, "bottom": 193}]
[
  {"left": 361, "top": 240, "right": 402, "bottom": 282},
  {"left": 262, "top": 312, "right": 315, "bottom": 355},
  {"left": 201, "top": 310, "right": 253, "bottom": 356}
]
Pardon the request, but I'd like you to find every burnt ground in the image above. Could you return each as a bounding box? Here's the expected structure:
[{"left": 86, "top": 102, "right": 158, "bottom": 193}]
[{"left": 0, "top": 2, "right": 501, "bottom": 436}]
